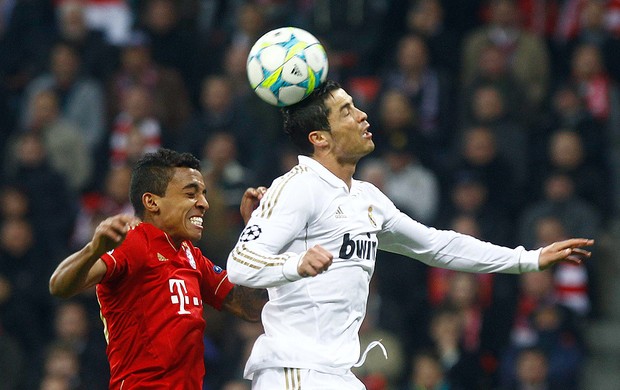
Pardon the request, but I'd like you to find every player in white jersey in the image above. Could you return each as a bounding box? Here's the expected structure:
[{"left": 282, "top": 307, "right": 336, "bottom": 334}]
[{"left": 226, "top": 80, "right": 594, "bottom": 390}]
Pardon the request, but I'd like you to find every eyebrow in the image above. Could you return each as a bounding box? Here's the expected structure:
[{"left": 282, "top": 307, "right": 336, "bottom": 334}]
[
  {"left": 339, "top": 101, "right": 352, "bottom": 113},
  {"left": 182, "top": 183, "right": 206, "bottom": 193}
]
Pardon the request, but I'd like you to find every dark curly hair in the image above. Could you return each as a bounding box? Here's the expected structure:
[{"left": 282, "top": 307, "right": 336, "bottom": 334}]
[
  {"left": 281, "top": 80, "right": 341, "bottom": 155},
  {"left": 129, "top": 148, "right": 200, "bottom": 218}
]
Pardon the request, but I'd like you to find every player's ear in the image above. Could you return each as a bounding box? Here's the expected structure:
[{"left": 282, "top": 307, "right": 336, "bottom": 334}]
[
  {"left": 308, "top": 130, "right": 329, "bottom": 148},
  {"left": 142, "top": 193, "right": 160, "bottom": 214}
]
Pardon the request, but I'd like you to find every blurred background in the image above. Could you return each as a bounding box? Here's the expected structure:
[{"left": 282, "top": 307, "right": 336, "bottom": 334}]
[{"left": 0, "top": 0, "right": 619, "bottom": 389}]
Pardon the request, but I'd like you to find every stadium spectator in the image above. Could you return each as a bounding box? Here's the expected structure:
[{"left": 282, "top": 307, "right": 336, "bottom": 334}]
[
  {"left": 70, "top": 164, "right": 133, "bottom": 252},
  {"left": 176, "top": 74, "right": 258, "bottom": 170},
  {"left": 566, "top": 42, "right": 620, "bottom": 127},
  {"left": 382, "top": 142, "right": 440, "bottom": 225},
  {"left": 107, "top": 30, "right": 192, "bottom": 147},
  {"left": 403, "top": 349, "right": 451, "bottom": 390},
  {"left": 0, "top": 217, "right": 55, "bottom": 388},
  {"left": 443, "top": 126, "right": 521, "bottom": 221},
  {"left": 461, "top": 0, "right": 551, "bottom": 112},
  {"left": 530, "top": 84, "right": 609, "bottom": 172},
  {"left": 20, "top": 41, "right": 106, "bottom": 153},
  {"left": 509, "top": 346, "right": 558, "bottom": 390},
  {"left": 109, "top": 84, "right": 162, "bottom": 168},
  {"left": 459, "top": 44, "right": 528, "bottom": 121},
  {"left": 540, "top": 129, "right": 610, "bottom": 217},
  {"left": 39, "top": 341, "right": 83, "bottom": 390},
  {"left": 56, "top": 0, "right": 133, "bottom": 46},
  {"left": 533, "top": 215, "right": 593, "bottom": 317},
  {"left": 9, "top": 89, "right": 93, "bottom": 192},
  {"left": 53, "top": 1, "right": 118, "bottom": 82},
  {"left": 47, "top": 300, "right": 108, "bottom": 390},
  {"left": 136, "top": 0, "right": 203, "bottom": 103},
  {"left": 194, "top": 132, "right": 257, "bottom": 262},
  {"left": 378, "top": 34, "right": 452, "bottom": 149},
  {"left": 405, "top": 0, "right": 462, "bottom": 75},
  {"left": 461, "top": 84, "right": 530, "bottom": 186},
  {"left": 518, "top": 170, "right": 601, "bottom": 255},
  {"left": 498, "top": 270, "right": 585, "bottom": 390},
  {"left": 3, "top": 132, "right": 77, "bottom": 252},
  {"left": 427, "top": 307, "right": 484, "bottom": 389}
]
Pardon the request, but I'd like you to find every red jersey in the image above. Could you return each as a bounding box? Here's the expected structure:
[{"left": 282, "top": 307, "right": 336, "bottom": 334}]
[{"left": 97, "top": 223, "right": 233, "bottom": 389}]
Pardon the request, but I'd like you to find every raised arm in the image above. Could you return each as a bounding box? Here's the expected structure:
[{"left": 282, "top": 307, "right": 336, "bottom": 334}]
[
  {"left": 49, "top": 214, "right": 140, "bottom": 298},
  {"left": 240, "top": 186, "right": 267, "bottom": 225},
  {"left": 379, "top": 212, "right": 593, "bottom": 273}
]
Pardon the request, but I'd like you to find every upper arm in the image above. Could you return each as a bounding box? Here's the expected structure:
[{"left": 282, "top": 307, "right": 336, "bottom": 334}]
[{"left": 82, "top": 258, "right": 108, "bottom": 291}]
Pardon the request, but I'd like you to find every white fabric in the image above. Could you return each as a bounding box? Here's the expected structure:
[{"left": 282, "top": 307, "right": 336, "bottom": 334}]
[
  {"left": 227, "top": 155, "right": 541, "bottom": 379},
  {"left": 251, "top": 367, "right": 364, "bottom": 390}
]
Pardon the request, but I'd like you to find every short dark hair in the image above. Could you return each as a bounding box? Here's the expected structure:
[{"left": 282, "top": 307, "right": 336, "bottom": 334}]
[
  {"left": 281, "top": 80, "right": 341, "bottom": 155},
  {"left": 130, "top": 148, "right": 200, "bottom": 218}
]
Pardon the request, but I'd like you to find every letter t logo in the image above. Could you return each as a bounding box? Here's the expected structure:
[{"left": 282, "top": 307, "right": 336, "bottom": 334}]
[{"left": 169, "top": 279, "right": 191, "bottom": 315}]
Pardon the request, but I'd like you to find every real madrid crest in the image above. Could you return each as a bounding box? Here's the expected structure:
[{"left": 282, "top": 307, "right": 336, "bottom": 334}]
[{"left": 368, "top": 206, "right": 377, "bottom": 227}]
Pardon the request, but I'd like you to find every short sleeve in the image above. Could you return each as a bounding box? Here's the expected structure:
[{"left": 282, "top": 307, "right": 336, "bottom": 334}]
[
  {"left": 100, "top": 250, "right": 122, "bottom": 282},
  {"left": 100, "top": 233, "right": 140, "bottom": 283},
  {"left": 196, "top": 248, "right": 234, "bottom": 310}
]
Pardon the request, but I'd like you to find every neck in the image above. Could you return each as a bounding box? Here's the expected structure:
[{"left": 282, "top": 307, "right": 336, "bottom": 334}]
[
  {"left": 312, "top": 154, "right": 357, "bottom": 189},
  {"left": 143, "top": 218, "right": 184, "bottom": 249}
]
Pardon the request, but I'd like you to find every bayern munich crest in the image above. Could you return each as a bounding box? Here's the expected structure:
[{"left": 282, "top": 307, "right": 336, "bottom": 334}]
[
  {"left": 240, "top": 224, "right": 262, "bottom": 242},
  {"left": 185, "top": 247, "right": 197, "bottom": 269}
]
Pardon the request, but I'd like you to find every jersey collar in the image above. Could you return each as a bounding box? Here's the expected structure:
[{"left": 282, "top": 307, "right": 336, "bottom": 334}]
[
  {"left": 140, "top": 222, "right": 188, "bottom": 252},
  {"left": 298, "top": 155, "right": 351, "bottom": 191}
]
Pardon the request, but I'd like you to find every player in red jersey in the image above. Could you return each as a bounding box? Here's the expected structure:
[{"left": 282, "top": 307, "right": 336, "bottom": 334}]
[{"left": 49, "top": 148, "right": 267, "bottom": 389}]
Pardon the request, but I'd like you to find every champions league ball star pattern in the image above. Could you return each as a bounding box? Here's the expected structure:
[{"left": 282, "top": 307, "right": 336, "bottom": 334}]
[{"left": 246, "top": 27, "right": 329, "bottom": 107}]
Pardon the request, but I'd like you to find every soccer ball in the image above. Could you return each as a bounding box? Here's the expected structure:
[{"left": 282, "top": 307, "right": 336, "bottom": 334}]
[{"left": 246, "top": 27, "right": 329, "bottom": 107}]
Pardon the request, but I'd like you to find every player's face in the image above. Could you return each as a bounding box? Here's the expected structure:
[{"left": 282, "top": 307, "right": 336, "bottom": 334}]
[
  {"left": 157, "top": 168, "right": 209, "bottom": 245},
  {"left": 324, "top": 88, "right": 374, "bottom": 162}
]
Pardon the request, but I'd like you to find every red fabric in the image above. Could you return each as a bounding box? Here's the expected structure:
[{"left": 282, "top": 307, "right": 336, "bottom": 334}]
[
  {"left": 109, "top": 112, "right": 161, "bottom": 167},
  {"left": 518, "top": 0, "right": 559, "bottom": 36},
  {"left": 97, "top": 223, "right": 233, "bottom": 389},
  {"left": 554, "top": 0, "right": 585, "bottom": 41},
  {"left": 582, "top": 75, "right": 611, "bottom": 120}
]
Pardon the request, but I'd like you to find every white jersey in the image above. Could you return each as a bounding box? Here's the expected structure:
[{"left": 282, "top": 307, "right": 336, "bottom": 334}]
[{"left": 226, "top": 156, "right": 540, "bottom": 379}]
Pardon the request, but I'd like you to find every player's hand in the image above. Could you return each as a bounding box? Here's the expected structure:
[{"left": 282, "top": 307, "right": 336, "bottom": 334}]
[
  {"left": 90, "top": 214, "right": 141, "bottom": 256},
  {"left": 240, "top": 186, "right": 268, "bottom": 225},
  {"left": 538, "top": 238, "right": 594, "bottom": 270},
  {"left": 298, "top": 245, "right": 333, "bottom": 277}
]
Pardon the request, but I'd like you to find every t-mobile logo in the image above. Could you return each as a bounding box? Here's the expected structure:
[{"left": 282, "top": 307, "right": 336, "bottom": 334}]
[{"left": 169, "top": 279, "right": 192, "bottom": 314}]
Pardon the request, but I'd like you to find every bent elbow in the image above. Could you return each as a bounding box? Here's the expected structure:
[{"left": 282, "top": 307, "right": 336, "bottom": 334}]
[
  {"left": 48, "top": 277, "right": 74, "bottom": 299},
  {"left": 226, "top": 260, "right": 248, "bottom": 286},
  {"left": 244, "top": 312, "right": 262, "bottom": 323}
]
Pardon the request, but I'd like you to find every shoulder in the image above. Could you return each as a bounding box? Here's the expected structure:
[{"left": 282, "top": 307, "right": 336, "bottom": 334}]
[
  {"left": 354, "top": 179, "right": 387, "bottom": 198},
  {"left": 119, "top": 224, "right": 150, "bottom": 253},
  {"left": 275, "top": 164, "right": 313, "bottom": 182},
  {"left": 269, "top": 165, "right": 318, "bottom": 196},
  {"left": 256, "top": 165, "right": 323, "bottom": 217}
]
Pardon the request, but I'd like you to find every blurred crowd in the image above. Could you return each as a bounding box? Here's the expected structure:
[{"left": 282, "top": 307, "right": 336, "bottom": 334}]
[{"left": 0, "top": 0, "right": 618, "bottom": 389}]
